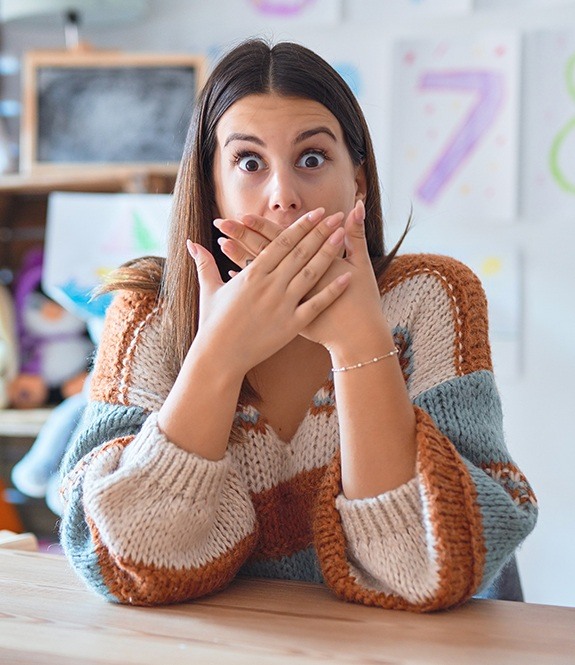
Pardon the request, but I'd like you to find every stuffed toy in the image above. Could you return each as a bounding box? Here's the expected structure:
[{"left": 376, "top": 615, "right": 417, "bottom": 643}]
[{"left": 7, "top": 248, "right": 94, "bottom": 409}]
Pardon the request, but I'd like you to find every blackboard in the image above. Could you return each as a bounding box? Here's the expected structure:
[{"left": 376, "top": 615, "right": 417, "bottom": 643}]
[{"left": 21, "top": 51, "right": 205, "bottom": 172}]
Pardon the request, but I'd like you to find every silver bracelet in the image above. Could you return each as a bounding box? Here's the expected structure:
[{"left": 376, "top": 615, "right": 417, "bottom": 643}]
[{"left": 331, "top": 347, "right": 399, "bottom": 373}]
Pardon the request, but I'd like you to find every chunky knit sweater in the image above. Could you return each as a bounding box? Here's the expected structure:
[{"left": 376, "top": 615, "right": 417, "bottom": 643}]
[{"left": 60, "top": 253, "right": 537, "bottom": 611}]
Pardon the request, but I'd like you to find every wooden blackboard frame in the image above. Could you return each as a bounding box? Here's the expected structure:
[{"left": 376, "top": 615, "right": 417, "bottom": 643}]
[{"left": 20, "top": 50, "right": 206, "bottom": 174}]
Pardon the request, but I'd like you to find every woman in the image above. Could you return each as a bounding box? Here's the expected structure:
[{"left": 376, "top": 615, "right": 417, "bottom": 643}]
[{"left": 60, "top": 39, "right": 537, "bottom": 611}]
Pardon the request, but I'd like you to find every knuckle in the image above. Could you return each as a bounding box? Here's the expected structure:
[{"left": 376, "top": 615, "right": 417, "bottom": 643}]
[
  {"left": 309, "top": 298, "right": 322, "bottom": 314},
  {"left": 292, "top": 244, "right": 308, "bottom": 261},
  {"left": 313, "top": 226, "right": 327, "bottom": 242},
  {"left": 235, "top": 224, "right": 247, "bottom": 240},
  {"left": 302, "top": 266, "right": 317, "bottom": 282},
  {"left": 278, "top": 234, "right": 293, "bottom": 249},
  {"left": 256, "top": 238, "right": 269, "bottom": 254},
  {"left": 250, "top": 217, "right": 264, "bottom": 232}
]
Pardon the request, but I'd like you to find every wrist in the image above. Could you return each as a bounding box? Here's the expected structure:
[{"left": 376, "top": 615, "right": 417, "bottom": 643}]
[
  {"left": 327, "top": 318, "right": 395, "bottom": 368},
  {"left": 188, "top": 330, "right": 250, "bottom": 382}
]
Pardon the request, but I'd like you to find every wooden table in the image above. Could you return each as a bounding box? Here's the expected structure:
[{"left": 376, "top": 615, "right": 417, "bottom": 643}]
[{"left": 0, "top": 550, "right": 573, "bottom": 665}]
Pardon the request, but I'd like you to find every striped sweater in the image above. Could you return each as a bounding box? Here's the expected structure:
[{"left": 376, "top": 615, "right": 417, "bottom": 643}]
[{"left": 59, "top": 253, "right": 538, "bottom": 611}]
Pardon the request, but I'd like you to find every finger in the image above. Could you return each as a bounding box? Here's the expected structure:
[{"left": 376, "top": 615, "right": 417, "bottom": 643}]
[
  {"left": 242, "top": 206, "right": 325, "bottom": 241},
  {"left": 343, "top": 200, "right": 368, "bottom": 262},
  {"left": 186, "top": 240, "right": 223, "bottom": 294},
  {"left": 259, "top": 210, "right": 342, "bottom": 279},
  {"left": 214, "top": 217, "right": 272, "bottom": 258},
  {"left": 217, "top": 236, "right": 255, "bottom": 269},
  {"left": 295, "top": 271, "right": 351, "bottom": 328},
  {"left": 286, "top": 226, "right": 345, "bottom": 298}
]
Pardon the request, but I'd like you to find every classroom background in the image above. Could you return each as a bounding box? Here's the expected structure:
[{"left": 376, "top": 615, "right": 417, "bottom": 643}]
[{"left": 1, "top": 0, "right": 574, "bottom": 608}]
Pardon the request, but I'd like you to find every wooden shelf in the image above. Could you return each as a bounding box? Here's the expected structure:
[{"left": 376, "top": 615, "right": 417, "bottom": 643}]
[
  {"left": 0, "top": 166, "right": 178, "bottom": 195},
  {"left": 0, "top": 408, "right": 53, "bottom": 438}
]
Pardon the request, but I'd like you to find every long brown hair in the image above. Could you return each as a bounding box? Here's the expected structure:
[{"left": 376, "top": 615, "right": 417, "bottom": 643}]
[{"left": 105, "top": 39, "right": 407, "bottom": 390}]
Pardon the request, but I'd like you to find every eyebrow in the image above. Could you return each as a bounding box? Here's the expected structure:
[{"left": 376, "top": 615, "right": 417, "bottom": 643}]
[{"left": 223, "top": 126, "right": 338, "bottom": 148}]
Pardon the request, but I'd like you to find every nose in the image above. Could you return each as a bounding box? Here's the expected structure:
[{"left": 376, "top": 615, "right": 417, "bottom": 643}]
[{"left": 267, "top": 168, "right": 302, "bottom": 216}]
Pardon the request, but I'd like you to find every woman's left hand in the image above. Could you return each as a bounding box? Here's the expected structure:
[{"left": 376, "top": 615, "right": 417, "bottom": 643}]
[{"left": 214, "top": 202, "right": 388, "bottom": 352}]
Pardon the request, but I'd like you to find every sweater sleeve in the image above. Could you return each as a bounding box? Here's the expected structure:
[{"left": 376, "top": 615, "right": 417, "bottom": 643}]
[
  {"left": 313, "top": 255, "right": 538, "bottom": 612},
  {"left": 59, "top": 291, "right": 258, "bottom": 605}
]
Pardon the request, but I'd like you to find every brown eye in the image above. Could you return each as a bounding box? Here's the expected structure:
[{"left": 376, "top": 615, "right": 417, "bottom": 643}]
[
  {"left": 238, "top": 154, "right": 265, "bottom": 172},
  {"left": 296, "top": 151, "right": 326, "bottom": 169}
]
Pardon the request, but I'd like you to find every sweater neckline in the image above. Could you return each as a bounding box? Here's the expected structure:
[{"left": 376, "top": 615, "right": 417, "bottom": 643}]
[{"left": 239, "top": 375, "right": 335, "bottom": 445}]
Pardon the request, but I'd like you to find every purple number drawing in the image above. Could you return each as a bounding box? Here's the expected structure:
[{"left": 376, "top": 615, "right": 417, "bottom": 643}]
[
  {"left": 249, "top": 0, "right": 316, "bottom": 16},
  {"left": 416, "top": 70, "right": 505, "bottom": 204}
]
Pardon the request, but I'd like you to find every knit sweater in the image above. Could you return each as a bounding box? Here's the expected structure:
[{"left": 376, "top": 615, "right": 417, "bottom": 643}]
[{"left": 59, "top": 253, "right": 538, "bottom": 611}]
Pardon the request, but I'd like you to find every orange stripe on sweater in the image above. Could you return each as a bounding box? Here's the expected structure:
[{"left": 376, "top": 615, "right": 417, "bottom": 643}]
[
  {"left": 89, "top": 515, "right": 258, "bottom": 606},
  {"left": 250, "top": 466, "right": 327, "bottom": 560}
]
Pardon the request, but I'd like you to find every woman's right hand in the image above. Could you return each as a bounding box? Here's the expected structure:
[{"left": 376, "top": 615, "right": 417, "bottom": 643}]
[{"left": 187, "top": 207, "right": 351, "bottom": 377}]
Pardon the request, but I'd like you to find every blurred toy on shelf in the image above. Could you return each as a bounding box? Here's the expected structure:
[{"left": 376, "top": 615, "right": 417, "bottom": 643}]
[{"left": 7, "top": 248, "right": 94, "bottom": 409}]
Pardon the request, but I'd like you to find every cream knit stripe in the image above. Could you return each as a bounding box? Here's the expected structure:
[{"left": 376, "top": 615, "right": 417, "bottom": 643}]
[
  {"left": 118, "top": 304, "right": 162, "bottom": 406},
  {"left": 122, "top": 306, "right": 177, "bottom": 412},
  {"left": 384, "top": 265, "right": 465, "bottom": 376},
  {"left": 383, "top": 272, "right": 461, "bottom": 398},
  {"left": 82, "top": 414, "right": 257, "bottom": 570},
  {"left": 233, "top": 410, "right": 339, "bottom": 494},
  {"left": 336, "top": 478, "right": 440, "bottom": 604}
]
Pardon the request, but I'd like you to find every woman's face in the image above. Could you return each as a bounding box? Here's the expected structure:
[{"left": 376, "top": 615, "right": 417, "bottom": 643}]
[{"left": 212, "top": 93, "right": 365, "bottom": 228}]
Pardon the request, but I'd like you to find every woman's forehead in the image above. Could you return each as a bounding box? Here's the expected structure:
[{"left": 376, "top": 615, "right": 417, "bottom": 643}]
[{"left": 216, "top": 93, "right": 342, "bottom": 141}]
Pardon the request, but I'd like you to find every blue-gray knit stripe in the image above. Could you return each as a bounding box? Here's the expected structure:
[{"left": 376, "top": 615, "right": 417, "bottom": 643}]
[
  {"left": 59, "top": 401, "right": 150, "bottom": 602},
  {"left": 413, "top": 370, "right": 508, "bottom": 466},
  {"left": 240, "top": 546, "right": 324, "bottom": 584},
  {"left": 414, "top": 371, "right": 538, "bottom": 589},
  {"left": 464, "top": 460, "right": 538, "bottom": 591}
]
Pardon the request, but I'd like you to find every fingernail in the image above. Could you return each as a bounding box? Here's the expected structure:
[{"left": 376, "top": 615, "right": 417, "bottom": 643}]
[
  {"left": 325, "top": 211, "right": 344, "bottom": 228},
  {"left": 307, "top": 207, "right": 325, "bottom": 223},
  {"left": 213, "top": 218, "right": 223, "bottom": 228},
  {"left": 355, "top": 200, "right": 365, "bottom": 223},
  {"left": 329, "top": 227, "right": 345, "bottom": 245},
  {"left": 186, "top": 239, "right": 198, "bottom": 258},
  {"left": 336, "top": 272, "right": 351, "bottom": 286}
]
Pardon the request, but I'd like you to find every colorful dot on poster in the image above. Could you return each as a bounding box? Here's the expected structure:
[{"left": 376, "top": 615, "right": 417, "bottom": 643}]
[
  {"left": 404, "top": 51, "right": 416, "bottom": 66},
  {"left": 249, "top": 0, "right": 315, "bottom": 16},
  {"left": 460, "top": 183, "right": 471, "bottom": 196},
  {"left": 485, "top": 186, "right": 496, "bottom": 198},
  {"left": 481, "top": 256, "right": 503, "bottom": 277},
  {"left": 494, "top": 45, "right": 506, "bottom": 58},
  {"left": 424, "top": 103, "right": 435, "bottom": 115}
]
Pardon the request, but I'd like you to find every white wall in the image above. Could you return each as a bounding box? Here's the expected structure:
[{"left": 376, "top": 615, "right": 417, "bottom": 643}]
[{"left": 2, "top": 0, "right": 574, "bottom": 607}]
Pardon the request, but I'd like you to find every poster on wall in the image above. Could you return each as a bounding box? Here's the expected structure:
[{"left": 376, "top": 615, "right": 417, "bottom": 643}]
[
  {"left": 391, "top": 31, "right": 520, "bottom": 223},
  {"left": 522, "top": 29, "right": 575, "bottom": 218},
  {"left": 43, "top": 192, "right": 171, "bottom": 323}
]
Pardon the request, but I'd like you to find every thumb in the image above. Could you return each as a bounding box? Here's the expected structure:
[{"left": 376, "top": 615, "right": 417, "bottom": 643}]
[
  {"left": 343, "top": 200, "right": 368, "bottom": 261},
  {"left": 186, "top": 240, "right": 223, "bottom": 294}
]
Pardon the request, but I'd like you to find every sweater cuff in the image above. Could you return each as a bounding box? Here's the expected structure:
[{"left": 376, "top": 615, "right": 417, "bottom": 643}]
[
  {"left": 335, "top": 477, "right": 423, "bottom": 544},
  {"left": 119, "top": 412, "right": 232, "bottom": 501}
]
